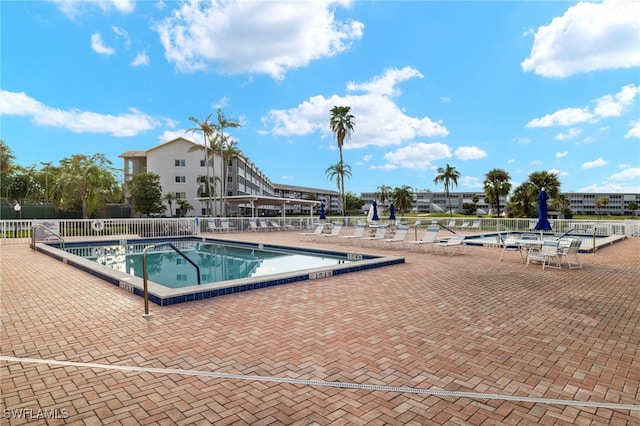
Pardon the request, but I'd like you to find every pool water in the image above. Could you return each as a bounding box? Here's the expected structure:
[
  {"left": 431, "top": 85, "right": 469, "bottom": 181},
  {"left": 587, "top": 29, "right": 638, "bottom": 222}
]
[{"left": 65, "top": 241, "right": 352, "bottom": 289}]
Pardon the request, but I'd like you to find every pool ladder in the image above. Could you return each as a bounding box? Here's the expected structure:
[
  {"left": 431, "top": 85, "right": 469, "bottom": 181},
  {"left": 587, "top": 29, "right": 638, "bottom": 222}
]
[
  {"left": 141, "top": 242, "right": 201, "bottom": 317},
  {"left": 30, "top": 224, "right": 65, "bottom": 250}
]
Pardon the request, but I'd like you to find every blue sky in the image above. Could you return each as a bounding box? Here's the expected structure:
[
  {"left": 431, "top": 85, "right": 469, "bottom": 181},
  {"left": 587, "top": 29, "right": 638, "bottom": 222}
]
[{"left": 2, "top": 0, "right": 639, "bottom": 195}]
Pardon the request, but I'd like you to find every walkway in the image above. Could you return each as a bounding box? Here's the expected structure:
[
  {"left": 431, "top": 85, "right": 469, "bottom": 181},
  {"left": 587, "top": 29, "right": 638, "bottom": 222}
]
[{"left": 1, "top": 232, "right": 639, "bottom": 424}]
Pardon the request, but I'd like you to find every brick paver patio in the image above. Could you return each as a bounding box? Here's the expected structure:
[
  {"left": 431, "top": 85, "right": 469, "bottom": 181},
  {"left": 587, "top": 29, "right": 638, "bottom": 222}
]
[{"left": 1, "top": 231, "right": 639, "bottom": 425}]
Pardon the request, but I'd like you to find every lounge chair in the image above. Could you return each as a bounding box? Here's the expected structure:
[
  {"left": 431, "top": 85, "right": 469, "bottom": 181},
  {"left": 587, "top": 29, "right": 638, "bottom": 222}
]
[
  {"left": 259, "top": 219, "right": 273, "bottom": 231},
  {"left": 433, "top": 235, "right": 466, "bottom": 256},
  {"left": 469, "top": 220, "right": 481, "bottom": 231},
  {"left": 340, "top": 224, "right": 367, "bottom": 244},
  {"left": 526, "top": 240, "right": 561, "bottom": 270},
  {"left": 497, "top": 234, "right": 524, "bottom": 262},
  {"left": 314, "top": 224, "right": 343, "bottom": 242},
  {"left": 247, "top": 219, "right": 260, "bottom": 232},
  {"left": 270, "top": 220, "right": 294, "bottom": 231},
  {"left": 560, "top": 238, "right": 582, "bottom": 269},
  {"left": 378, "top": 225, "right": 410, "bottom": 249},
  {"left": 459, "top": 221, "right": 470, "bottom": 229},
  {"left": 447, "top": 219, "right": 457, "bottom": 228},
  {"left": 219, "top": 218, "right": 237, "bottom": 232},
  {"left": 298, "top": 223, "right": 325, "bottom": 240},
  {"left": 405, "top": 226, "right": 440, "bottom": 252},
  {"left": 358, "top": 225, "right": 388, "bottom": 246},
  {"left": 205, "top": 219, "right": 221, "bottom": 233}
]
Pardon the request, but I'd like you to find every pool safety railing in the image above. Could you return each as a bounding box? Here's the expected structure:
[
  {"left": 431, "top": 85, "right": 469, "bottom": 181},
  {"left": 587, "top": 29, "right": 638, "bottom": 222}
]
[
  {"left": 141, "top": 242, "right": 201, "bottom": 317},
  {"left": 30, "top": 223, "right": 64, "bottom": 250}
]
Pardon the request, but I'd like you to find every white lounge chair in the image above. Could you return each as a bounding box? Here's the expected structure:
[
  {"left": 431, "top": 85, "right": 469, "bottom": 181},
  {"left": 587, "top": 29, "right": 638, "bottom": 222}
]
[
  {"left": 340, "top": 224, "right": 367, "bottom": 244},
  {"left": 247, "top": 219, "right": 260, "bottom": 232},
  {"left": 219, "top": 218, "right": 237, "bottom": 232},
  {"left": 314, "top": 224, "right": 343, "bottom": 242},
  {"left": 526, "top": 240, "right": 561, "bottom": 270},
  {"left": 259, "top": 219, "right": 273, "bottom": 231},
  {"left": 433, "top": 235, "right": 466, "bottom": 256},
  {"left": 405, "top": 226, "right": 440, "bottom": 252},
  {"left": 459, "top": 221, "right": 470, "bottom": 229},
  {"left": 378, "top": 225, "right": 410, "bottom": 249},
  {"left": 205, "top": 219, "right": 221, "bottom": 233},
  {"left": 298, "top": 224, "right": 325, "bottom": 240},
  {"left": 358, "top": 225, "right": 388, "bottom": 246},
  {"left": 447, "top": 219, "right": 457, "bottom": 228},
  {"left": 469, "top": 220, "right": 481, "bottom": 231}
]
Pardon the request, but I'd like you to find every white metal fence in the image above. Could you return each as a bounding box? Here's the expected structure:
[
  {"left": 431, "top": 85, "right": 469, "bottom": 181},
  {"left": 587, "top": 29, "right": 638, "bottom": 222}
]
[{"left": 2, "top": 216, "right": 639, "bottom": 245}]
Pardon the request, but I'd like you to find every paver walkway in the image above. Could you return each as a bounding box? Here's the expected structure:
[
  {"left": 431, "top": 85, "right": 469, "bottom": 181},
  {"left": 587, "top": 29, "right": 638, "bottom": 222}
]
[{"left": 1, "top": 232, "right": 639, "bottom": 425}]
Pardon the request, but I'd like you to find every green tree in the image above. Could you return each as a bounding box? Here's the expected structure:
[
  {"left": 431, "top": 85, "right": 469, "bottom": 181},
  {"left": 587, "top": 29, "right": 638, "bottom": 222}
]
[
  {"left": 325, "top": 161, "right": 352, "bottom": 213},
  {"left": 187, "top": 115, "right": 216, "bottom": 216},
  {"left": 528, "top": 171, "right": 561, "bottom": 199},
  {"left": 507, "top": 182, "right": 537, "bottom": 218},
  {"left": 55, "top": 154, "right": 119, "bottom": 219},
  {"left": 392, "top": 185, "right": 413, "bottom": 214},
  {"left": 433, "top": 164, "right": 460, "bottom": 217},
  {"left": 329, "top": 105, "right": 355, "bottom": 216},
  {"left": 628, "top": 201, "right": 638, "bottom": 216},
  {"left": 176, "top": 199, "right": 194, "bottom": 217},
  {"left": 128, "top": 172, "right": 164, "bottom": 217},
  {"left": 215, "top": 108, "right": 241, "bottom": 216},
  {"left": 595, "top": 197, "right": 610, "bottom": 218},
  {"left": 163, "top": 192, "right": 176, "bottom": 217},
  {"left": 374, "top": 185, "right": 393, "bottom": 208},
  {"left": 483, "top": 168, "right": 511, "bottom": 217},
  {"left": 344, "top": 191, "right": 364, "bottom": 213}
]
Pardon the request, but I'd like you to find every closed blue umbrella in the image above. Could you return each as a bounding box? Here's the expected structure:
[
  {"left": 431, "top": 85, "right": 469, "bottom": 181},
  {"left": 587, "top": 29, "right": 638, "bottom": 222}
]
[
  {"left": 389, "top": 201, "right": 396, "bottom": 221},
  {"left": 319, "top": 202, "right": 326, "bottom": 220},
  {"left": 534, "top": 188, "right": 552, "bottom": 232},
  {"left": 372, "top": 200, "right": 379, "bottom": 221}
]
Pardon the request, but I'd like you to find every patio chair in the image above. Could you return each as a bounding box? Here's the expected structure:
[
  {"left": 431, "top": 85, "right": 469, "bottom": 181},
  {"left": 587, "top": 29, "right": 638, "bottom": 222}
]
[
  {"left": 498, "top": 234, "right": 524, "bottom": 262},
  {"left": 405, "top": 226, "right": 440, "bottom": 252},
  {"left": 358, "top": 225, "right": 388, "bottom": 246},
  {"left": 219, "top": 218, "right": 237, "bottom": 232},
  {"left": 459, "top": 221, "right": 470, "bottom": 229},
  {"left": 205, "top": 219, "right": 221, "bottom": 233},
  {"left": 247, "top": 219, "right": 260, "bottom": 232},
  {"left": 378, "top": 224, "right": 410, "bottom": 249},
  {"left": 339, "top": 224, "right": 367, "bottom": 244},
  {"left": 447, "top": 219, "right": 457, "bottom": 228},
  {"left": 469, "top": 220, "right": 481, "bottom": 231},
  {"left": 298, "top": 223, "right": 325, "bottom": 240},
  {"left": 259, "top": 219, "right": 273, "bottom": 231},
  {"left": 314, "top": 223, "right": 343, "bottom": 242},
  {"left": 433, "top": 235, "right": 466, "bottom": 256},
  {"left": 526, "top": 240, "right": 561, "bottom": 270},
  {"left": 560, "top": 238, "right": 583, "bottom": 269}
]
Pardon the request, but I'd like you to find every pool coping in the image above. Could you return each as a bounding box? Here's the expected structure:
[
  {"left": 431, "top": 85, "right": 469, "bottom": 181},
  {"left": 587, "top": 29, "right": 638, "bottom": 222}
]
[
  {"left": 461, "top": 231, "right": 626, "bottom": 253},
  {"left": 34, "top": 236, "right": 405, "bottom": 306}
]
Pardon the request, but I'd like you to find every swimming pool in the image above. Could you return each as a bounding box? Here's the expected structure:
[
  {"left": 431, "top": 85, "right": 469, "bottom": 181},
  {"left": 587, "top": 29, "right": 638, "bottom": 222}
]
[{"left": 35, "top": 237, "right": 404, "bottom": 306}]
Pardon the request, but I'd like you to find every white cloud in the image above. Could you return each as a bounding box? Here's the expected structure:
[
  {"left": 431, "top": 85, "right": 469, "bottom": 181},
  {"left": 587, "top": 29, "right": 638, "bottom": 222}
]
[
  {"left": 154, "top": 0, "right": 363, "bottom": 79},
  {"left": 0, "top": 90, "right": 160, "bottom": 136},
  {"left": 262, "top": 67, "right": 449, "bottom": 149},
  {"left": 112, "top": 26, "right": 131, "bottom": 49},
  {"left": 548, "top": 168, "right": 568, "bottom": 177},
  {"left": 555, "top": 151, "right": 569, "bottom": 158},
  {"left": 459, "top": 176, "right": 482, "bottom": 189},
  {"left": 91, "top": 33, "right": 115, "bottom": 56},
  {"left": 625, "top": 121, "right": 640, "bottom": 139},
  {"left": 513, "top": 137, "right": 531, "bottom": 144},
  {"left": 53, "top": 0, "right": 135, "bottom": 19},
  {"left": 522, "top": 0, "right": 640, "bottom": 78},
  {"left": 131, "top": 51, "right": 149, "bottom": 67},
  {"left": 593, "top": 84, "right": 640, "bottom": 117},
  {"left": 347, "top": 67, "right": 422, "bottom": 96},
  {"left": 526, "top": 107, "right": 594, "bottom": 128},
  {"left": 554, "top": 127, "right": 583, "bottom": 141},
  {"left": 440, "top": 97, "right": 452, "bottom": 103},
  {"left": 609, "top": 167, "right": 640, "bottom": 182},
  {"left": 381, "top": 142, "right": 452, "bottom": 170},
  {"left": 581, "top": 157, "right": 609, "bottom": 170},
  {"left": 454, "top": 146, "right": 487, "bottom": 160}
]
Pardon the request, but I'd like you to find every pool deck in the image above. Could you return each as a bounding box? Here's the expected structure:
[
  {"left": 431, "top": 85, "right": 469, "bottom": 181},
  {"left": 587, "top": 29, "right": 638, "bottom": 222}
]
[{"left": 1, "top": 230, "right": 639, "bottom": 424}]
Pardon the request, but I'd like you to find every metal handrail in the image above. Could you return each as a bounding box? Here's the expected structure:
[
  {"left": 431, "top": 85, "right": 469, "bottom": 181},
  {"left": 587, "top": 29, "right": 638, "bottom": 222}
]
[
  {"left": 30, "top": 224, "right": 65, "bottom": 250},
  {"left": 141, "top": 242, "right": 201, "bottom": 317}
]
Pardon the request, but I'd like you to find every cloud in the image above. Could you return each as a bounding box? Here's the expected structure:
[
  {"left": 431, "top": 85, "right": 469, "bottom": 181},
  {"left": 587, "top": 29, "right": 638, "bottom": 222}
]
[
  {"left": 581, "top": 157, "right": 609, "bottom": 170},
  {"left": 610, "top": 166, "right": 640, "bottom": 181},
  {"left": 91, "top": 33, "right": 115, "bottom": 56},
  {"left": 346, "top": 67, "right": 422, "bottom": 96},
  {"left": 262, "top": 67, "right": 448, "bottom": 149},
  {"left": 593, "top": 84, "right": 640, "bottom": 117},
  {"left": 0, "top": 90, "right": 160, "bottom": 136},
  {"left": 154, "top": 0, "right": 363, "bottom": 79},
  {"left": 131, "top": 51, "right": 149, "bottom": 66},
  {"left": 625, "top": 120, "right": 640, "bottom": 139},
  {"left": 52, "top": 0, "right": 135, "bottom": 19},
  {"left": 555, "top": 151, "right": 569, "bottom": 158},
  {"left": 454, "top": 146, "right": 487, "bottom": 160},
  {"left": 522, "top": 0, "right": 640, "bottom": 78},
  {"left": 554, "top": 127, "right": 582, "bottom": 141},
  {"left": 381, "top": 142, "right": 452, "bottom": 170},
  {"left": 526, "top": 107, "right": 594, "bottom": 128}
]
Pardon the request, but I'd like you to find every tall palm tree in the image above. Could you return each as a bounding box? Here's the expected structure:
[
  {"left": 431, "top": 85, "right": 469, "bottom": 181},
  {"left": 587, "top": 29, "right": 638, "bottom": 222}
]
[
  {"left": 374, "top": 185, "right": 393, "bottom": 209},
  {"left": 215, "top": 108, "right": 241, "bottom": 216},
  {"left": 528, "top": 171, "right": 561, "bottom": 199},
  {"left": 176, "top": 199, "right": 193, "bottom": 217},
  {"left": 325, "top": 161, "right": 352, "bottom": 214},
  {"left": 163, "top": 192, "right": 176, "bottom": 217},
  {"left": 329, "top": 106, "right": 355, "bottom": 216},
  {"left": 392, "top": 185, "right": 413, "bottom": 214},
  {"left": 433, "top": 164, "right": 460, "bottom": 217},
  {"left": 483, "top": 168, "right": 511, "bottom": 217},
  {"left": 187, "top": 115, "right": 215, "bottom": 216}
]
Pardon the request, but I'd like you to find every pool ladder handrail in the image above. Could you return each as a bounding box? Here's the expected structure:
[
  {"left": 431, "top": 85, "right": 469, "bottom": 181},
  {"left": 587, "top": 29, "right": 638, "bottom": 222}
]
[
  {"left": 141, "top": 242, "right": 201, "bottom": 317},
  {"left": 30, "top": 224, "right": 65, "bottom": 250}
]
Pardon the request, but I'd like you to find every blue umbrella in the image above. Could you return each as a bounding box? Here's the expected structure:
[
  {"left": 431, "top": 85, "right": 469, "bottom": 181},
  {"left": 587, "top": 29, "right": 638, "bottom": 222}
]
[
  {"left": 389, "top": 201, "right": 396, "bottom": 221},
  {"left": 319, "top": 202, "right": 326, "bottom": 220},
  {"left": 372, "top": 200, "right": 379, "bottom": 221},
  {"left": 534, "top": 188, "right": 552, "bottom": 231}
]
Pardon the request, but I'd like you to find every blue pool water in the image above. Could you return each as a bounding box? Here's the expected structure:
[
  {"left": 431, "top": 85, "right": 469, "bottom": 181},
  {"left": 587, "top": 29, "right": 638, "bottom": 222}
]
[{"left": 64, "top": 240, "right": 353, "bottom": 289}]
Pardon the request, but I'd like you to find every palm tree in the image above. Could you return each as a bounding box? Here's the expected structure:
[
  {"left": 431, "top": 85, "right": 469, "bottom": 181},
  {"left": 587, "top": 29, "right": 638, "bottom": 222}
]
[
  {"left": 163, "top": 192, "right": 176, "bottom": 217},
  {"left": 329, "top": 106, "right": 355, "bottom": 216},
  {"left": 595, "top": 197, "right": 610, "bottom": 218},
  {"left": 215, "top": 108, "right": 241, "bottom": 216},
  {"left": 374, "top": 185, "right": 393, "bottom": 210},
  {"left": 176, "top": 199, "right": 193, "bottom": 217},
  {"left": 187, "top": 115, "right": 215, "bottom": 216},
  {"left": 325, "top": 161, "right": 352, "bottom": 213},
  {"left": 392, "top": 185, "right": 413, "bottom": 214},
  {"left": 483, "top": 168, "right": 511, "bottom": 217},
  {"left": 433, "top": 164, "right": 460, "bottom": 217},
  {"left": 528, "top": 171, "right": 561, "bottom": 199}
]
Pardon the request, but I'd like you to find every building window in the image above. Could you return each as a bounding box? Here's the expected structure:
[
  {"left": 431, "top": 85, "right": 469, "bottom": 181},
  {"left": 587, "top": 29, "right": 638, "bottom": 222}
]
[
  {"left": 175, "top": 192, "right": 186, "bottom": 200},
  {"left": 175, "top": 176, "right": 186, "bottom": 183},
  {"left": 175, "top": 159, "right": 186, "bottom": 167}
]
